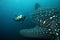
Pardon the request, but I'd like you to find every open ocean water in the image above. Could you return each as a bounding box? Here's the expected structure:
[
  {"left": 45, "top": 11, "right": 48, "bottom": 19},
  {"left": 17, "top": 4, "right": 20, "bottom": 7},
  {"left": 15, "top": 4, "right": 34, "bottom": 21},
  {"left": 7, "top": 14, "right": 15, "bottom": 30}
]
[{"left": 0, "top": 0, "right": 60, "bottom": 40}]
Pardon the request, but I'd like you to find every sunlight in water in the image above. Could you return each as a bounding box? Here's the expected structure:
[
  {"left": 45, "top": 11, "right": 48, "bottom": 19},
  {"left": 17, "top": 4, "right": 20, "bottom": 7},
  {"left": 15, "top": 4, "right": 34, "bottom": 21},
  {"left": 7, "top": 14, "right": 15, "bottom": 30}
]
[{"left": 15, "top": 0, "right": 20, "bottom": 3}]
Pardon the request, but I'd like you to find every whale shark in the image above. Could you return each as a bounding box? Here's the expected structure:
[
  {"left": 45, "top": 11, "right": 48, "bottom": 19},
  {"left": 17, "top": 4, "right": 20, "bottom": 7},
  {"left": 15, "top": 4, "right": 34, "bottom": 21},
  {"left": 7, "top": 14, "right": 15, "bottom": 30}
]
[
  {"left": 19, "top": 3, "right": 60, "bottom": 40},
  {"left": 20, "top": 8, "right": 60, "bottom": 40}
]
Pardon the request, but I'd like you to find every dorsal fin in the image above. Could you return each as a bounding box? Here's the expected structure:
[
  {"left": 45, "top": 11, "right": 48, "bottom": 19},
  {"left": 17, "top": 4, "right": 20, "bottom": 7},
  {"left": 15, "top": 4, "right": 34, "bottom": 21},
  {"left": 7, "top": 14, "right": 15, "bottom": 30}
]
[{"left": 35, "top": 3, "right": 40, "bottom": 10}]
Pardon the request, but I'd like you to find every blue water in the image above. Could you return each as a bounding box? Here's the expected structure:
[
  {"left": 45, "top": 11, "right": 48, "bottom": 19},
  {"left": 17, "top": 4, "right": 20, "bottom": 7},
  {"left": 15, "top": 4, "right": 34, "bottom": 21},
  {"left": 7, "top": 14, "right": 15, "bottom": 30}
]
[{"left": 0, "top": 0, "right": 60, "bottom": 40}]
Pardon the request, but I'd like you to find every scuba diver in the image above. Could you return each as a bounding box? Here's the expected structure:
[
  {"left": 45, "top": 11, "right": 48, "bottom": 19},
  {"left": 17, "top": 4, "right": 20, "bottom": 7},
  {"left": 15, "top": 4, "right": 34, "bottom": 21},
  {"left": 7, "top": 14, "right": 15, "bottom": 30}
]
[
  {"left": 14, "top": 3, "right": 40, "bottom": 23},
  {"left": 15, "top": 14, "right": 26, "bottom": 23}
]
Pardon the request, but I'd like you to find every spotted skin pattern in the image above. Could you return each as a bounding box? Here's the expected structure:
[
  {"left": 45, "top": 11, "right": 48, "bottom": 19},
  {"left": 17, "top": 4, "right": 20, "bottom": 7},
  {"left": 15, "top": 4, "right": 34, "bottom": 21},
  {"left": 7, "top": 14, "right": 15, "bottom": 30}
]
[{"left": 31, "top": 8, "right": 60, "bottom": 40}]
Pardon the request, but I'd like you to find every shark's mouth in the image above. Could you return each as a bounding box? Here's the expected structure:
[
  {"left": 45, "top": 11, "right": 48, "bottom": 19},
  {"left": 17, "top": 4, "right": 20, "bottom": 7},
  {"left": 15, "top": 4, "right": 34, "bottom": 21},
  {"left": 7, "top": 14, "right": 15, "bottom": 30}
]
[{"left": 20, "top": 8, "right": 60, "bottom": 40}]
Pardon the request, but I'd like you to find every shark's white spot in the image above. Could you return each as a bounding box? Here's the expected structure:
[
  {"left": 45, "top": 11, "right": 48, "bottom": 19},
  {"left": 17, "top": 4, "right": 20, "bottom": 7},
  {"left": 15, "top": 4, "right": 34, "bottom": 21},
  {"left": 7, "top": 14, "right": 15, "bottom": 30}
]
[
  {"left": 43, "top": 21, "right": 46, "bottom": 24},
  {"left": 50, "top": 17, "right": 53, "bottom": 19},
  {"left": 58, "top": 29, "right": 60, "bottom": 31},
  {"left": 56, "top": 33, "right": 59, "bottom": 36},
  {"left": 53, "top": 15, "right": 55, "bottom": 17},
  {"left": 41, "top": 15, "right": 43, "bottom": 17},
  {"left": 48, "top": 29, "right": 51, "bottom": 31},
  {"left": 40, "top": 20, "right": 42, "bottom": 22},
  {"left": 49, "top": 11, "right": 52, "bottom": 13},
  {"left": 55, "top": 29, "right": 57, "bottom": 31}
]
